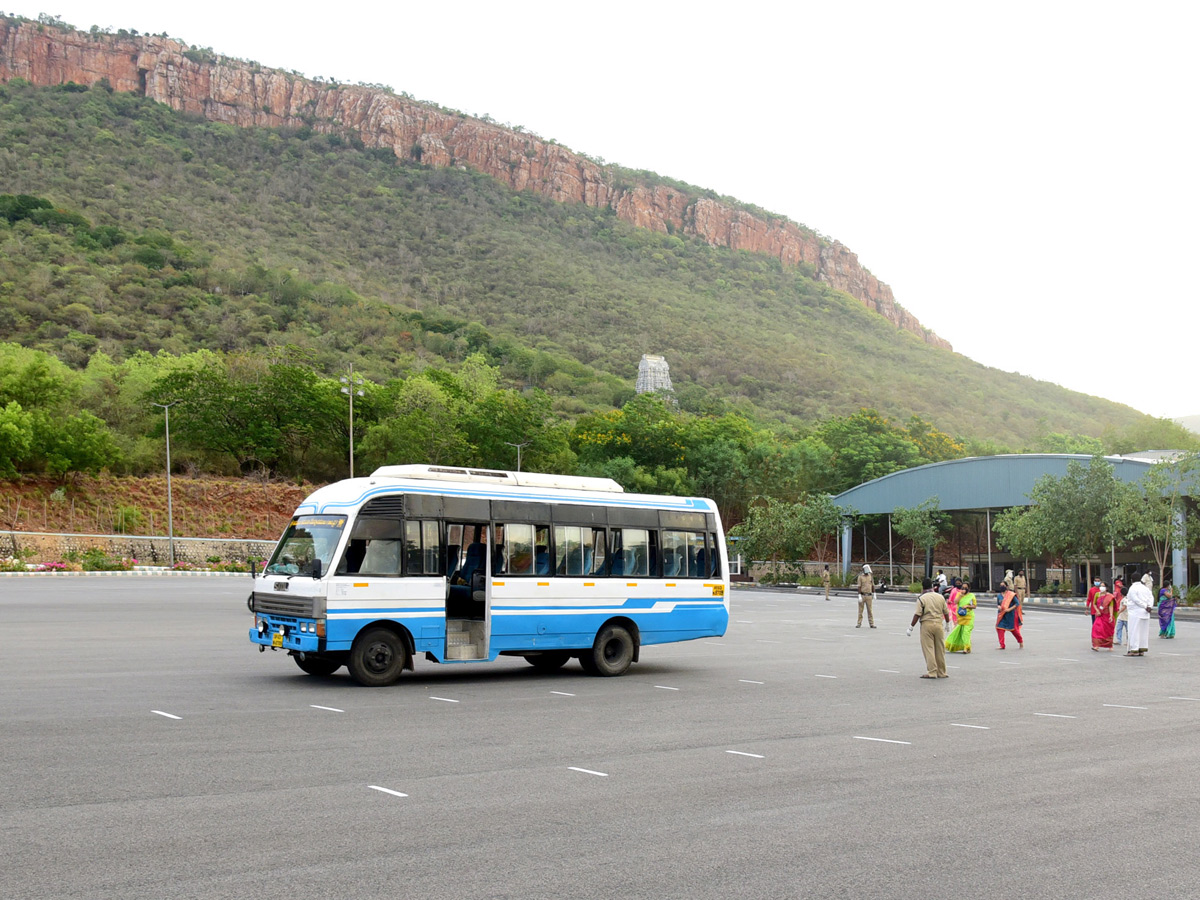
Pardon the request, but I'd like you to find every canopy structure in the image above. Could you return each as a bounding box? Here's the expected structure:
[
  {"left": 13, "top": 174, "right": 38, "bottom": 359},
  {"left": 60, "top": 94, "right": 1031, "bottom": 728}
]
[{"left": 831, "top": 453, "right": 1189, "bottom": 590}]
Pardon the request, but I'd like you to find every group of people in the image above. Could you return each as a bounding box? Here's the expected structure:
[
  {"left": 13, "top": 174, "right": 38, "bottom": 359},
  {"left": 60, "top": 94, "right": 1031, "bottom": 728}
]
[
  {"left": 907, "top": 571, "right": 1026, "bottom": 677},
  {"left": 844, "top": 562, "right": 1180, "bottom": 677},
  {"left": 1087, "top": 574, "right": 1178, "bottom": 655}
]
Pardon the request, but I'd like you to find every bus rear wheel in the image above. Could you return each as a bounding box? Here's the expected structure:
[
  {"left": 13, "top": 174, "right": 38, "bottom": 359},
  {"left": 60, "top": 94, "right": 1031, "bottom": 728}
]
[
  {"left": 581, "top": 625, "right": 635, "bottom": 676},
  {"left": 523, "top": 651, "right": 571, "bottom": 672},
  {"left": 348, "top": 627, "right": 408, "bottom": 687},
  {"left": 293, "top": 654, "right": 342, "bottom": 676}
]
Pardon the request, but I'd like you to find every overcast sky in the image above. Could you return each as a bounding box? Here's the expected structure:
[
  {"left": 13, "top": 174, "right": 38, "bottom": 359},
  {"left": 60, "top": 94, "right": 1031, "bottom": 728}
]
[{"left": 16, "top": 1, "right": 1199, "bottom": 419}]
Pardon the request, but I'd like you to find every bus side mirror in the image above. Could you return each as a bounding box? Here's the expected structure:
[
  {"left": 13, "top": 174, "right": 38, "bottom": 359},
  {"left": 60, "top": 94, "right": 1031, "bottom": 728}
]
[{"left": 312, "top": 558, "right": 323, "bottom": 580}]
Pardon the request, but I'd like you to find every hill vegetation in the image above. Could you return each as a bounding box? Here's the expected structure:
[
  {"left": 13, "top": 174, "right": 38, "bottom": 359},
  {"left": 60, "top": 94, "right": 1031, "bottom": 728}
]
[{"left": 1, "top": 80, "right": 1196, "bottom": 531}]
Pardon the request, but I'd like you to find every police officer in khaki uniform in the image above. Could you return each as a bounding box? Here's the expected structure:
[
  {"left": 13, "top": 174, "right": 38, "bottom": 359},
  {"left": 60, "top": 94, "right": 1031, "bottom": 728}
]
[
  {"left": 822, "top": 564, "right": 831, "bottom": 601},
  {"left": 908, "top": 577, "right": 950, "bottom": 678},
  {"left": 1013, "top": 569, "right": 1028, "bottom": 605},
  {"left": 855, "top": 564, "right": 876, "bottom": 628}
]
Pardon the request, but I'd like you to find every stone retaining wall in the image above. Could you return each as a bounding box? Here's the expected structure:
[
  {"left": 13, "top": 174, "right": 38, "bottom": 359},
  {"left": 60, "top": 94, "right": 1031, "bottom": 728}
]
[{"left": 0, "top": 531, "right": 275, "bottom": 565}]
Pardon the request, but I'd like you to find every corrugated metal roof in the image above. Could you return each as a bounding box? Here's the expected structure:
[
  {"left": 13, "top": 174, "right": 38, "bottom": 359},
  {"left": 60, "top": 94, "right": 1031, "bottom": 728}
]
[{"left": 833, "top": 454, "right": 1156, "bottom": 514}]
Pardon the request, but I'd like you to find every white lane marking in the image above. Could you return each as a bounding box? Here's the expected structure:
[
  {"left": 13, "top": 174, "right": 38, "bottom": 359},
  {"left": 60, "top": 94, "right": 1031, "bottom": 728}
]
[
  {"left": 429, "top": 696, "right": 459, "bottom": 703},
  {"left": 726, "top": 750, "right": 765, "bottom": 758},
  {"left": 1103, "top": 704, "right": 1148, "bottom": 710},
  {"left": 946, "top": 665, "right": 961, "bottom": 669},
  {"left": 815, "top": 674, "right": 837, "bottom": 679},
  {"left": 951, "top": 723, "right": 990, "bottom": 729},
  {"left": 310, "top": 705, "right": 344, "bottom": 713},
  {"left": 151, "top": 710, "right": 181, "bottom": 720},
  {"left": 736, "top": 620, "right": 754, "bottom": 624},
  {"left": 368, "top": 785, "right": 408, "bottom": 797},
  {"left": 1057, "top": 658, "right": 1080, "bottom": 662},
  {"left": 568, "top": 767, "right": 608, "bottom": 777},
  {"left": 1034, "top": 713, "right": 1077, "bottom": 719},
  {"left": 654, "top": 685, "right": 680, "bottom": 691},
  {"left": 1159, "top": 652, "right": 1182, "bottom": 656},
  {"left": 998, "top": 661, "right": 1021, "bottom": 665},
  {"left": 550, "top": 691, "right": 575, "bottom": 697},
  {"left": 879, "top": 669, "right": 901, "bottom": 674},
  {"left": 1169, "top": 696, "right": 1200, "bottom": 701},
  {"left": 854, "top": 736, "right": 912, "bottom": 745},
  {"left": 739, "top": 679, "right": 764, "bottom": 685},
  {"left": 756, "top": 639, "right": 782, "bottom": 644}
]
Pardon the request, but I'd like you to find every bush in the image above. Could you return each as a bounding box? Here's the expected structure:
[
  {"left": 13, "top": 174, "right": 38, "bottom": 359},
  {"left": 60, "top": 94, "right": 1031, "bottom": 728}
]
[{"left": 80, "top": 548, "right": 136, "bottom": 571}]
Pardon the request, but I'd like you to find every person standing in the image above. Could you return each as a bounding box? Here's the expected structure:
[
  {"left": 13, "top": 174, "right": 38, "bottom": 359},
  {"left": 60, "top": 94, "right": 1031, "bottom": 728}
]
[
  {"left": 1124, "top": 573, "right": 1154, "bottom": 657},
  {"left": 1090, "top": 582, "right": 1116, "bottom": 651},
  {"left": 1158, "top": 586, "right": 1178, "bottom": 639},
  {"left": 1114, "top": 595, "right": 1129, "bottom": 648},
  {"left": 855, "top": 564, "right": 876, "bottom": 628},
  {"left": 1086, "top": 578, "right": 1101, "bottom": 624},
  {"left": 944, "top": 580, "right": 977, "bottom": 653},
  {"left": 909, "top": 577, "right": 950, "bottom": 677},
  {"left": 996, "top": 579, "right": 1024, "bottom": 649},
  {"left": 936, "top": 570, "right": 948, "bottom": 594},
  {"left": 1013, "top": 569, "right": 1028, "bottom": 605},
  {"left": 822, "top": 564, "right": 831, "bottom": 601}
]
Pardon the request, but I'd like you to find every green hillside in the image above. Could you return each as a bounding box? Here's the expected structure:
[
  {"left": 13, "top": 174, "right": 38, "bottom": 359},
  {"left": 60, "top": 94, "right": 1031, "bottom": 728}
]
[{"left": 0, "top": 80, "right": 1166, "bottom": 447}]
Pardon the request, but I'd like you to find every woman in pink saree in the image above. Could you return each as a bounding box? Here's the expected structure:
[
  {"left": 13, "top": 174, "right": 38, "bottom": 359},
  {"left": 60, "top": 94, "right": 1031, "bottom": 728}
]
[{"left": 1090, "top": 582, "right": 1116, "bottom": 650}]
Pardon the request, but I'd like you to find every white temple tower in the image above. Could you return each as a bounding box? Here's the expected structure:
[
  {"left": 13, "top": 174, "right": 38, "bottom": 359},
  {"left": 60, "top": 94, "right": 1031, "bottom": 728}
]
[{"left": 635, "top": 354, "right": 674, "bottom": 394}]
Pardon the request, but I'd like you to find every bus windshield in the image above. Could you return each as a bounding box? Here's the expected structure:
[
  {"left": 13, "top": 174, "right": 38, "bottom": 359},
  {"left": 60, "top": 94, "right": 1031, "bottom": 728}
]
[{"left": 265, "top": 515, "right": 347, "bottom": 576}]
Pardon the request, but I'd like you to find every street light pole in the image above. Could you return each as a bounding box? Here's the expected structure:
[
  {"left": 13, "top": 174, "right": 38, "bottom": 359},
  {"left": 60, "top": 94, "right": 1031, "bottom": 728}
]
[
  {"left": 152, "top": 400, "right": 180, "bottom": 567},
  {"left": 340, "top": 365, "right": 365, "bottom": 478},
  {"left": 504, "top": 440, "right": 531, "bottom": 472}
]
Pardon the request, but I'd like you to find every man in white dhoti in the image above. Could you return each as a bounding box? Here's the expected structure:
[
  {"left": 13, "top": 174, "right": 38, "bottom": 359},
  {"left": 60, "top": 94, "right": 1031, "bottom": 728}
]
[{"left": 1123, "top": 573, "right": 1155, "bottom": 657}]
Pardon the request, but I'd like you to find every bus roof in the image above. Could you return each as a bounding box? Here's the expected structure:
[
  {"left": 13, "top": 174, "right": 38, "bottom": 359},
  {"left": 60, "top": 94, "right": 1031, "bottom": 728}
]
[{"left": 370, "top": 465, "right": 625, "bottom": 494}]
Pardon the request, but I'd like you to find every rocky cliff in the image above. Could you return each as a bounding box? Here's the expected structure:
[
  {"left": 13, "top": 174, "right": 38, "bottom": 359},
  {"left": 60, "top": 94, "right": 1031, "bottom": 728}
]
[{"left": 0, "top": 17, "right": 949, "bottom": 348}]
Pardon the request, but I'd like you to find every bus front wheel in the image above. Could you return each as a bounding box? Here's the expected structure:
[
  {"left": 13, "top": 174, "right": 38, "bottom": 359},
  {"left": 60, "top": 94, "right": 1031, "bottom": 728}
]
[
  {"left": 348, "top": 627, "right": 408, "bottom": 687},
  {"left": 293, "top": 654, "right": 342, "bottom": 676},
  {"left": 580, "top": 625, "right": 635, "bottom": 676}
]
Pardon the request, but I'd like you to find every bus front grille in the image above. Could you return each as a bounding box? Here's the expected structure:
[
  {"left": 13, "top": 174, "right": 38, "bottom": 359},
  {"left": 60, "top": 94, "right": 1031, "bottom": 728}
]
[{"left": 254, "top": 592, "right": 315, "bottom": 618}]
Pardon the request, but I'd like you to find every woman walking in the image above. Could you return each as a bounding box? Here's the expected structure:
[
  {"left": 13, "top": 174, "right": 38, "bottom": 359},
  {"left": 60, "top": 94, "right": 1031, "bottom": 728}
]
[
  {"left": 1090, "top": 582, "right": 1116, "bottom": 650},
  {"left": 945, "top": 580, "right": 977, "bottom": 653},
  {"left": 946, "top": 578, "right": 962, "bottom": 628},
  {"left": 1158, "top": 586, "right": 1178, "bottom": 639},
  {"left": 996, "top": 579, "right": 1024, "bottom": 649}
]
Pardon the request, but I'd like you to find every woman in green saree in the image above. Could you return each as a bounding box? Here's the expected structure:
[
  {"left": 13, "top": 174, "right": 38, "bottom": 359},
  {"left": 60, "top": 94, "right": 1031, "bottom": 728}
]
[{"left": 944, "top": 580, "right": 977, "bottom": 653}]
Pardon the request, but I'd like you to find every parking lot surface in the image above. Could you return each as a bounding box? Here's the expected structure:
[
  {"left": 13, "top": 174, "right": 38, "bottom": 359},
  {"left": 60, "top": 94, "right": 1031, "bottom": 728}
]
[{"left": 3, "top": 578, "right": 1196, "bottom": 899}]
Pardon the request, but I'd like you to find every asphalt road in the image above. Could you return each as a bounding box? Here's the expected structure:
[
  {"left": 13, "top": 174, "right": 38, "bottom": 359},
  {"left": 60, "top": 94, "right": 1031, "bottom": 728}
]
[{"left": 3, "top": 578, "right": 1196, "bottom": 900}]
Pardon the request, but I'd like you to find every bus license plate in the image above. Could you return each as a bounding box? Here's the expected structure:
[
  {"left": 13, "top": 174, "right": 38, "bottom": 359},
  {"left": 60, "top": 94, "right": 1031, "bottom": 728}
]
[{"left": 271, "top": 632, "right": 283, "bottom": 648}]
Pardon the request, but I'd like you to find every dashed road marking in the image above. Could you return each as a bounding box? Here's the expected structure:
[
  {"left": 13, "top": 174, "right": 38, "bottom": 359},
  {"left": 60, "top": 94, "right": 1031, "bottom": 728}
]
[
  {"left": 1034, "top": 713, "right": 1077, "bottom": 719},
  {"left": 310, "top": 705, "right": 344, "bottom": 712},
  {"left": 368, "top": 785, "right": 408, "bottom": 797},
  {"left": 814, "top": 674, "right": 837, "bottom": 679},
  {"left": 568, "top": 767, "right": 608, "bottom": 777},
  {"left": 550, "top": 691, "right": 575, "bottom": 697},
  {"left": 726, "top": 750, "right": 765, "bottom": 758},
  {"left": 951, "top": 723, "right": 990, "bottom": 729},
  {"left": 854, "top": 736, "right": 911, "bottom": 745},
  {"left": 429, "top": 697, "right": 459, "bottom": 703},
  {"left": 1169, "top": 696, "right": 1200, "bottom": 701},
  {"left": 739, "top": 679, "right": 765, "bottom": 685},
  {"left": 1103, "top": 704, "right": 1148, "bottom": 710},
  {"left": 654, "top": 685, "right": 680, "bottom": 691},
  {"left": 878, "top": 669, "right": 901, "bottom": 674},
  {"left": 151, "top": 710, "right": 181, "bottom": 720}
]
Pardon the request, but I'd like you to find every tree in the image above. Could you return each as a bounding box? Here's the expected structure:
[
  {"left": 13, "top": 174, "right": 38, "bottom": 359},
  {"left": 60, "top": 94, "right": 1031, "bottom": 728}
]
[
  {"left": 1109, "top": 454, "right": 1200, "bottom": 579},
  {"left": 891, "top": 498, "right": 951, "bottom": 577},
  {"left": 992, "top": 455, "right": 1123, "bottom": 584},
  {"left": 0, "top": 401, "right": 34, "bottom": 476}
]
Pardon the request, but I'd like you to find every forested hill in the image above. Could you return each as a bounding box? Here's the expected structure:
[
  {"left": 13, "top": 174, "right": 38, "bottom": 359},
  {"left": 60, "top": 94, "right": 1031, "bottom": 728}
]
[{"left": 0, "top": 79, "right": 1166, "bottom": 453}]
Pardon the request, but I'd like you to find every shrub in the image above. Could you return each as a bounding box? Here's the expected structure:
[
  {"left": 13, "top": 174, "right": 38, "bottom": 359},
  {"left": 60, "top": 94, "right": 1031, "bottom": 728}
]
[{"left": 81, "top": 548, "right": 135, "bottom": 571}]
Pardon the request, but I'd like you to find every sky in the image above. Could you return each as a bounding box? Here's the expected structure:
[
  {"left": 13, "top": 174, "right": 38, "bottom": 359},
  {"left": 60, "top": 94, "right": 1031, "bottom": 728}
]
[{"left": 14, "top": 1, "right": 1199, "bottom": 418}]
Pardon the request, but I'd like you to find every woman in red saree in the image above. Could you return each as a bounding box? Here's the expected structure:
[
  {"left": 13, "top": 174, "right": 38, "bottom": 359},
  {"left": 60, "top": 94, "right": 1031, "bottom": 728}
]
[
  {"left": 1090, "top": 582, "right": 1116, "bottom": 650},
  {"left": 996, "top": 580, "right": 1023, "bottom": 649}
]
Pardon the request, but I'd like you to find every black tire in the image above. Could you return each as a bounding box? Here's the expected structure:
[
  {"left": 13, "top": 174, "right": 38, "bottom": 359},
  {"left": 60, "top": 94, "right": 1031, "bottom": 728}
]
[
  {"left": 582, "top": 624, "right": 635, "bottom": 677},
  {"left": 347, "top": 627, "right": 408, "bottom": 687},
  {"left": 523, "top": 651, "right": 571, "bottom": 672},
  {"left": 293, "top": 654, "right": 342, "bottom": 677}
]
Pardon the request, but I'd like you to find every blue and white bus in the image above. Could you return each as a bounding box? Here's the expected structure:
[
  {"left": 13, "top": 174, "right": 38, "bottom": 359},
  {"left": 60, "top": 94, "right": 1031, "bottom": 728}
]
[{"left": 248, "top": 465, "right": 729, "bottom": 685}]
